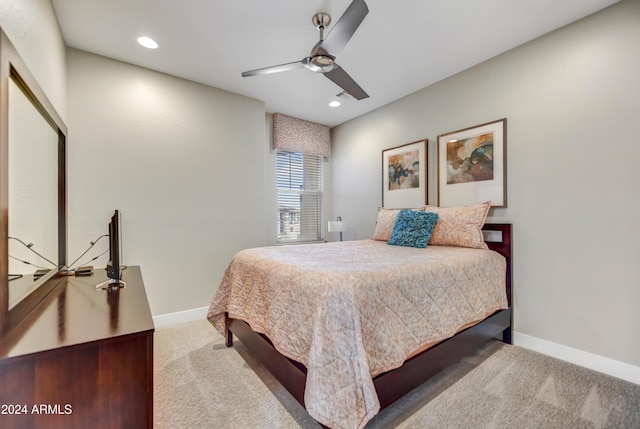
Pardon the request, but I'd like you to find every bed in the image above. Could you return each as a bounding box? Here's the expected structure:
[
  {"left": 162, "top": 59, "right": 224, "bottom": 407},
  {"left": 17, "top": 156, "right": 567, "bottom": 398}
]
[{"left": 208, "top": 218, "right": 512, "bottom": 429}]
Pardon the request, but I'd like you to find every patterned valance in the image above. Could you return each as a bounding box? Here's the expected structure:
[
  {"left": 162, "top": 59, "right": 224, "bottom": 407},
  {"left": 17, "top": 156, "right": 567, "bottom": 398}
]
[{"left": 273, "top": 113, "right": 330, "bottom": 157}]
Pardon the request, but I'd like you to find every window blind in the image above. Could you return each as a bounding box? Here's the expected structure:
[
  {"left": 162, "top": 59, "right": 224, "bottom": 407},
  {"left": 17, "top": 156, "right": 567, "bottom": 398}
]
[{"left": 276, "top": 151, "right": 324, "bottom": 243}]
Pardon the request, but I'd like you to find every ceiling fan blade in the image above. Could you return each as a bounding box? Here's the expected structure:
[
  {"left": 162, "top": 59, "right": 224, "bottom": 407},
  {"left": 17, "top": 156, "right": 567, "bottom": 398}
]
[
  {"left": 324, "top": 65, "right": 369, "bottom": 100},
  {"left": 316, "top": 0, "right": 369, "bottom": 58},
  {"left": 241, "top": 59, "right": 306, "bottom": 77}
]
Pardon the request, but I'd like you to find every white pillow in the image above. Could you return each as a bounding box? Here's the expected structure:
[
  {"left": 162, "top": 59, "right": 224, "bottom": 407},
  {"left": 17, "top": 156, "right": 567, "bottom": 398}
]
[{"left": 422, "top": 201, "right": 491, "bottom": 249}]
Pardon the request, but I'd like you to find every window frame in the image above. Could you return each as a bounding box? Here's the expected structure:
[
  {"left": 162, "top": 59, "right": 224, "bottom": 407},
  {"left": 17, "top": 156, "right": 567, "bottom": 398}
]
[{"left": 275, "top": 150, "right": 325, "bottom": 244}]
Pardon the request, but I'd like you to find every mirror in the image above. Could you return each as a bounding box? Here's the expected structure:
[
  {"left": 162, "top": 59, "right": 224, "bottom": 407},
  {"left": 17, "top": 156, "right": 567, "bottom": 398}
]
[
  {"left": 1, "top": 29, "right": 67, "bottom": 335},
  {"left": 7, "top": 77, "right": 60, "bottom": 307}
]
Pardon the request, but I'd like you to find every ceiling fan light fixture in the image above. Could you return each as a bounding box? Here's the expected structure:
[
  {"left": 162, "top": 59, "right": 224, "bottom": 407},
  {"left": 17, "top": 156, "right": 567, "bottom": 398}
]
[{"left": 305, "top": 55, "right": 335, "bottom": 73}]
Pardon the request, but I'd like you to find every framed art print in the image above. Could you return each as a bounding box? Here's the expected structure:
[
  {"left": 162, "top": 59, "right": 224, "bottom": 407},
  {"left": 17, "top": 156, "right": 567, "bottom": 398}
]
[
  {"left": 382, "top": 139, "right": 427, "bottom": 208},
  {"left": 437, "top": 119, "right": 506, "bottom": 208}
]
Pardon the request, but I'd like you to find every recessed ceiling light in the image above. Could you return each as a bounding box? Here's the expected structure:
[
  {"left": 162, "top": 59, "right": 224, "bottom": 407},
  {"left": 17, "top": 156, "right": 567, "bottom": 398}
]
[
  {"left": 329, "top": 100, "right": 341, "bottom": 107},
  {"left": 137, "top": 36, "right": 158, "bottom": 49}
]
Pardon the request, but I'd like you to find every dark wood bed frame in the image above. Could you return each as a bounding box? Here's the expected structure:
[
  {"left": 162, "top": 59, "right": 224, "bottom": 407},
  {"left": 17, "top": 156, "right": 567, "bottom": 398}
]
[{"left": 225, "top": 223, "right": 512, "bottom": 424}]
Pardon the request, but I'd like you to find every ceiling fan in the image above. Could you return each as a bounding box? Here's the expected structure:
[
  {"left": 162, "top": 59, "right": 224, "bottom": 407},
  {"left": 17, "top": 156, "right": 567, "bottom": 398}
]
[{"left": 241, "top": 0, "right": 370, "bottom": 100}]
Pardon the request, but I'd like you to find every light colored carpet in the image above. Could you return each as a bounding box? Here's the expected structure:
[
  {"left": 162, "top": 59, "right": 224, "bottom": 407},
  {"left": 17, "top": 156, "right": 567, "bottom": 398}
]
[{"left": 154, "top": 319, "right": 640, "bottom": 428}]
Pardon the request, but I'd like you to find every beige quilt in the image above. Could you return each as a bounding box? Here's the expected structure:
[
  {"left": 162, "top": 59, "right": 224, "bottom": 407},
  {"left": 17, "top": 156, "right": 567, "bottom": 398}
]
[{"left": 207, "top": 239, "right": 507, "bottom": 429}]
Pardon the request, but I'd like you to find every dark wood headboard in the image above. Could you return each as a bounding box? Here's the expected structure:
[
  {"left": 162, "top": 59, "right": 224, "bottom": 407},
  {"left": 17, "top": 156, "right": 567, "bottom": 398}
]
[{"left": 482, "top": 223, "right": 512, "bottom": 307}]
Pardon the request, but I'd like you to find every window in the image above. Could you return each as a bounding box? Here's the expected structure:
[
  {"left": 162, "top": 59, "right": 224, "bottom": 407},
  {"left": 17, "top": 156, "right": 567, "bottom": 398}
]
[{"left": 276, "top": 151, "right": 323, "bottom": 243}]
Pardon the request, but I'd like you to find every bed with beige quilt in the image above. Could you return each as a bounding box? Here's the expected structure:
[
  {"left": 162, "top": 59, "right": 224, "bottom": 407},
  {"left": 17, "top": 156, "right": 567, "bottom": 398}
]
[{"left": 208, "top": 204, "right": 512, "bottom": 429}]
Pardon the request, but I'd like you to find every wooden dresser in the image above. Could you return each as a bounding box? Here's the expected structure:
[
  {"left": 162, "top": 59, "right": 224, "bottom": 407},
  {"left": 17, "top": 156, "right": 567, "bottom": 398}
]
[{"left": 0, "top": 266, "right": 154, "bottom": 429}]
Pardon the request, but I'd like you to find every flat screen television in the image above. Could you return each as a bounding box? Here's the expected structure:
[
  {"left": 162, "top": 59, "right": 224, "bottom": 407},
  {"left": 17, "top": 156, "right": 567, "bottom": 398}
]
[{"left": 97, "top": 210, "right": 125, "bottom": 290}]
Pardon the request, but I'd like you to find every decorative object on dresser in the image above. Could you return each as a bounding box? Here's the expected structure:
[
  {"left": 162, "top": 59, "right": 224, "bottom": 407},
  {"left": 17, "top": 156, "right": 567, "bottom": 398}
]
[
  {"left": 382, "top": 139, "right": 428, "bottom": 208},
  {"left": 437, "top": 118, "right": 507, "bottom": 207}
]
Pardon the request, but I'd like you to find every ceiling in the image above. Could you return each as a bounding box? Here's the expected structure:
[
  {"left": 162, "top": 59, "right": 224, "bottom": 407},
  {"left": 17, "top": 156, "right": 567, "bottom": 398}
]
[{"left": 51, "top": 0, "right": 620, "bottom": 127}]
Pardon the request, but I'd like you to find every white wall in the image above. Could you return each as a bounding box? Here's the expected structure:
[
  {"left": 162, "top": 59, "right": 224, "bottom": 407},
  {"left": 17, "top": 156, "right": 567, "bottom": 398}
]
[
  {"left": 331, "top": 0, "right": 640, "bottom": 372},
  {"left": 0, "top": 0, "right": 66, "bottom": 120},
  {"left": 66, "top": 49, "right": 269, "bottom": 316}
]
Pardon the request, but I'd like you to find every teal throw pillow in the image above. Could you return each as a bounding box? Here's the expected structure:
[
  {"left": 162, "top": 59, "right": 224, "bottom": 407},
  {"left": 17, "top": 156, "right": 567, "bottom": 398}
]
[{"left": 388, "top": 210, "right": 439, "bottom": 248}]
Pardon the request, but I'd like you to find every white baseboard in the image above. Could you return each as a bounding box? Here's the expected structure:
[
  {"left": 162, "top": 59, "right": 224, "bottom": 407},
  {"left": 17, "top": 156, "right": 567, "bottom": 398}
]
[
  {"left": 151, "top": 313, "right": 640, "bottom": 386},
  {"left": 514, "top": 331, "right": 640, "bottom": 385},
  {"left": 153, "top": 306, "right": 209, "bottom": 328}
]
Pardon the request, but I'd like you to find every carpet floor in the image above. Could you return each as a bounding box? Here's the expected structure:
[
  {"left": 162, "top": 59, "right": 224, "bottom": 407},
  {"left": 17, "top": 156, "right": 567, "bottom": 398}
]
[{"left": 154, "top": 319, "right": 640, "bottom": 428}]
